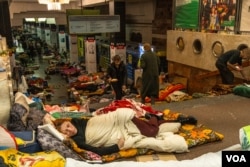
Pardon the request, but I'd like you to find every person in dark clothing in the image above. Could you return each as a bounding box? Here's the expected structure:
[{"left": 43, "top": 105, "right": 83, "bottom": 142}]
[
  {"left": 215, "top": 48, "right": 250, "bottom": 84},
  {"left": 139, "top": 43, "right": 160, "bottom": 105},
  {"left": 106, "top": 55, "right": 127, "bottom": 100},
  {"left": 28, "top": 41, "right": 35, "bottom": 61}
]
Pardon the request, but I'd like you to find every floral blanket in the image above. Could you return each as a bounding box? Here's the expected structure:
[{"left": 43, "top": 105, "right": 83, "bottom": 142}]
[{"left": 0, "top": 148, "right": 65, "bottom": 167}]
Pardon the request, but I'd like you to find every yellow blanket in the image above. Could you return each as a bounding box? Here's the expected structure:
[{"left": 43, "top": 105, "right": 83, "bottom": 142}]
[{"left": 0, "top": 148, "right": 65, "bottom": 167}]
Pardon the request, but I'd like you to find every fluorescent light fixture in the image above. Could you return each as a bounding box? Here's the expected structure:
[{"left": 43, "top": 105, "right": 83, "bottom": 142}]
[
  {"left": 46, "top": 18, "right": 56, "bottom": 24},
  {"left": 38, "top": 0, "right": 47, "bottom": 4},
  {"left": 38, "top": 0, "right": 70, "bottom": 4},
  {"left": 38, "top": 18, "right": 46, "bottom": 22},
  {"left": 47, "top": 2, "right": 61, "bottom": 10},
  {"left": 25, "top": 18, "right": 35, "bottom": 22}
]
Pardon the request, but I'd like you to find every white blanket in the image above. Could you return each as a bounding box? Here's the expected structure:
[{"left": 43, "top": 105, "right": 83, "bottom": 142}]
[
  {"left": 85, "top": 108, "right": 188, "bottom": 153},
  {"left": 65, "top": 144, "right": 242, "bottom": 167}
]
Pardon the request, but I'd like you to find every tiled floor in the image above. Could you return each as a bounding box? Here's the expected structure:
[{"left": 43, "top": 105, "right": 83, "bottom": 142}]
[
  {"left": 20, "top": 54, "right": 250, "bottom": 162},
  {"left": 32, "top": 57, "right": 69, "bottom": 105}
]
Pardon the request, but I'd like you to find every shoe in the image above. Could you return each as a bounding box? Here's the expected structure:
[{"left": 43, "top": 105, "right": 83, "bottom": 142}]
[
  {"left": 145, "top": 113, "right": 164, "bottom": 120},
  {"left": 177, "top": 115, "right": 197, "bottom": 125}
]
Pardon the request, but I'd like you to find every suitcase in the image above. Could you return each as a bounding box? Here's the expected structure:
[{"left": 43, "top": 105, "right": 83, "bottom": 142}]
[{"left": 11, "top": 131, "right": 42, "bottom": 153}]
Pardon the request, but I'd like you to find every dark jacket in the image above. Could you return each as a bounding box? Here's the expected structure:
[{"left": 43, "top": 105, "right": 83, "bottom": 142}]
[
  {"left": 106, "top": 61, "right": 127, "bottom": 86},
  {"left": 106, "top": 61, "right": 127, "bottom": 100},
  {"left": 71, "top": 118, "right": 119, "bottom": 156},
  {"left": 216, "top": 49, "right": 242, "bottom": 66},
  {"left": 140, "top": 50, "right": 160, "bottom": 98}
]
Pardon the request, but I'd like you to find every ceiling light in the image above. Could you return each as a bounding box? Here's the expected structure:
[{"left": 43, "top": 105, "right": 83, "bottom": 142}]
[
  {"left": 38, "top": 0, "right": 70, "bottom": 4},
  {"left": 47, "top": 2, "right": 61, "bottom": 10},
  {"left": 38, "top": 18, "right": 46, "bottom": 22}
]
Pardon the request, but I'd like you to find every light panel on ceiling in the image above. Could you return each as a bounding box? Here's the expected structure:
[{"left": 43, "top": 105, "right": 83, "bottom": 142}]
[
  {"left": 38, "top": 0, "right": 70, "bottom": 4},
  {"left": 46, "top": 18, "right": 56, "bottom": 24},
  {"left": 47, "top": 2, "right": 61, "bottom": 10},
  {"left": 25, "top": 18, "right": 35, "bottom": 22},
  {"left": 38, "top": 18, "right": 46, "bottom": 22}
]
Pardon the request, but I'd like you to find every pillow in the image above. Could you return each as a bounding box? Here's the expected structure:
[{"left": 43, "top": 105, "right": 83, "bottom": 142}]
[
  {"left": 26, "top": 106, "right": 46, "bottom": 130},
  {"left": 158, "top": 122, "right": 181, "bottom": 134},
  {"left": 7, "top": 103, "right": 28, "bottom": 131},
  {"left": 233, "top": 85, "right": 250, "bottom": 98},
  {"left": 0, "top": 126, "right": 17, "bottom": 150},
  {"left": 37, "top": 128, "right": 83, "bottom": 161},
  {"left": 239, "top": 125, "right": 250, "bottom": 150},
  {"left": 14, "top": 92, "right": 32, "bottom": 112},
  {"left": 7, "top": 103, "right": 46, "bottom": 131}
]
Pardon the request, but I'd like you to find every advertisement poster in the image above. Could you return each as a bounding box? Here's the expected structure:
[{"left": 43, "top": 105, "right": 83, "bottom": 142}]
[
  {"left": 36, "top": 27, "right": 41, "bottom": 39},
  {"left": 85, "top": 37, "right": 97, "bottom": 73},
  {"left": 69, "top": 35, "right": 78, "bottom": 63},
  {"left": 200, "top": 0, "right": 237, "bottom": 32},
  {"left": 41, "top": 28, "right": 45, "bottom": 41},
  {"left": 45, "top": 28, "right": 51, "bottom": 45},
  {"left": 50, "top": 31, "right": 57, "bottom": 48},
  {"left": 238, "top": 0, "right": 250, "bottom": 32},
  {"left": 110, "top": 42, "right": 126, "bottom": 64},
  {"left": 58, "top": 32, "right": 67, "bottom": 54},
  {"left": 31, "top": 25, "right": 36, "bottom": 34},
  {"left": 77, "top": 36, "right": 84, "bottom": 57},
  {"left": 174, "top": 0, "right": 200, "bottom": 29}
]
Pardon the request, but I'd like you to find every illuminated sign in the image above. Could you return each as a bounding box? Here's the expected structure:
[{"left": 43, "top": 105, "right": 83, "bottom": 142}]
[{"left": 68, "top": 15, "right": 120, "bottom": 34}]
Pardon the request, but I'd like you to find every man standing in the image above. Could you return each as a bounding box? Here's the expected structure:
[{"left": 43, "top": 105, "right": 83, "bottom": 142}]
[
  {"left": 215, "top": 47, "right": 250, "bottom": 84},
  {"left": 139, "top": 43, "right": 160, "bottom": 105}
]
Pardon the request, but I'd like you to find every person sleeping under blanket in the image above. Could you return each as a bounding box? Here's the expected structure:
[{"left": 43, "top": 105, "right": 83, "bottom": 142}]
[{"left": 52, "top": 108, "right": 190, "bottom": 156}]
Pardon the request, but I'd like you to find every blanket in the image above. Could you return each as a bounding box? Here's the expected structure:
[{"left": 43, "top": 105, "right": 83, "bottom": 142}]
[
  {"left": 60, "top": 108, "right": 224, "bottom": 162},
  {"left": 65, "top": 144, "right": 242, "bottom": 167},
  {"left": 0, "top": 148, "right": 65, "bottom": 167},
  {"left": 6, "top": 95, "right": 224, "bottom": 163},
  {"left": 85, "top": 108, "right": 188, "bottom": 153}
]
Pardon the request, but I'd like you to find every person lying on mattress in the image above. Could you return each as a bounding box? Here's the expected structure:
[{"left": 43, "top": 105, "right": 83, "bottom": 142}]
[{"left": 53, "top": 108, "right": 183, "bottom": 156}]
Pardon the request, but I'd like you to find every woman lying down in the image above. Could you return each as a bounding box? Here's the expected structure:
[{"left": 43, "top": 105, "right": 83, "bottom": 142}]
[{"left": 51, "top": 108, "right": 189, "bottom": 156}]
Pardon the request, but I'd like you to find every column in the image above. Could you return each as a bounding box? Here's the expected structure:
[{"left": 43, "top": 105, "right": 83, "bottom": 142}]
[{"left": 0, "top": 0, "right": 12, "bottom": 48}]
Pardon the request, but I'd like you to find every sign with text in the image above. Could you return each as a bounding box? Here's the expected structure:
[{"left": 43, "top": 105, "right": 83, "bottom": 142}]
[
  {"left": 85, "top": 37, "right": 97, "bottom": 73},
  {"left": 222, "top": 151, "right": 250, "bottom": 167},
  {"left": 68, "top": 15, "right": 120, "bottom": 34},
  {"left": 110, "top": 42, "right": 126, "bottom": 64}
]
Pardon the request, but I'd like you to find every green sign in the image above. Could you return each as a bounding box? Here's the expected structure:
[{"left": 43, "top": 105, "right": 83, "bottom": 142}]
[{"left": 174, "top": 0, "right": 199, "bottom": 29}]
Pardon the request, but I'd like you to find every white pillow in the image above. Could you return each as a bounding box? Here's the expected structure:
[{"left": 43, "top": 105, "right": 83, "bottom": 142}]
[
  {"left": 158, "top": 122, "right": 181, "bottom": 134},
  {"left": 0, "top": 126, "right": 17, "bottom": 150}
]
